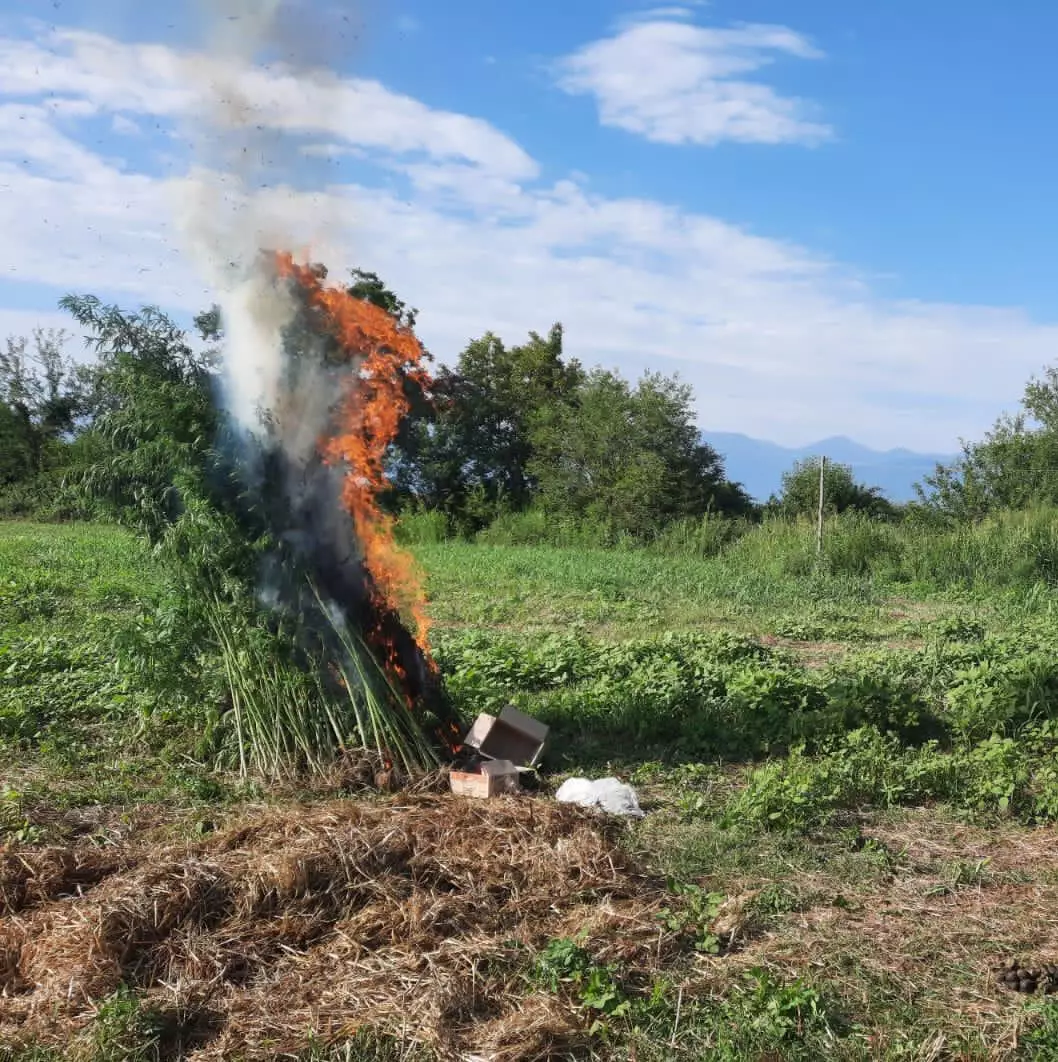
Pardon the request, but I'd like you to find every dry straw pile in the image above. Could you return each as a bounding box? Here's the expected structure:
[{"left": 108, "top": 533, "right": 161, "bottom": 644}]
[{"left": 0, "top": 796, "right": 674, "bottom": 1061}]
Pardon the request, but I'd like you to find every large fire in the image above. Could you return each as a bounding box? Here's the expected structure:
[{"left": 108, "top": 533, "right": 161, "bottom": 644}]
[{"left": 275, "top": 252, "right": 433, "bottom": 657}]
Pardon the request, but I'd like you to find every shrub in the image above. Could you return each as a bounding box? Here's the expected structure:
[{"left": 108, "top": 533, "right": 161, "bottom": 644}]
[
  {"left": 944, "top": 654, "right": 1058, "bottom": 742},
  {"left": 651, "top": 514, "right": 754, "bottom": 557},
  {"left": 821, "top": 512, "right": 906, "bottom": 579}
]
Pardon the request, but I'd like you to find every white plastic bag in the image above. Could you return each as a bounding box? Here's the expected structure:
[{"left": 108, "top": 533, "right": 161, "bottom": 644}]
[{"left": 555, "top": 777, "right": 645, "bottom": 818}]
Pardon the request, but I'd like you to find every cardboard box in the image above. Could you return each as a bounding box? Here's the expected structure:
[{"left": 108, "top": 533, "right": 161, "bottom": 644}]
[
  {"left": 462, "top": 705, "right": 549, "bottom": 768},
  {"left": 449, "top": 759, "right": 520, "bottom": 798}
]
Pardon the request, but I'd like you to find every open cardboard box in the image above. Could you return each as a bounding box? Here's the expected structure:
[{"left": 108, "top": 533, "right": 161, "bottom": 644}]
[
  {"left": 449, "top": 759, "right": 520, "bottom": 798},
  {"left": 462, "top": 705, "right": 549, "bottom": 769}
]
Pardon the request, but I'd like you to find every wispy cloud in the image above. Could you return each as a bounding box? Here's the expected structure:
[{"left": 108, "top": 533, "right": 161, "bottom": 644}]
[
  {"left": 111, "top": 114, "right": 141, "bottom": 136},
  {"left": 555, "top": 16, "right": 831, "bottom": 146},
  {"left": 0, "top": 28, "right": 537, "bottom": 180}
]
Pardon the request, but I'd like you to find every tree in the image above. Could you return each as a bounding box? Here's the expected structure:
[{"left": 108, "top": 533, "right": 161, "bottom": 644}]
[
  {"left": 919, "top": 365, "right": 1058, "bottom": 520},
  {"left": 529, "top": 368, "right": 750, "bottom": 537},
  {"left": 774, "top": 458, "right": 894, "bottom": 520},
  {"left": 0, "top": 401, "right": 35, "bottom": 486},
  {"left": 348, "top": 268, "right": 417, "bottom": 329},
  {"left": 392, "top": 323, "right": 584, "bottom": 529},
  {"left": 60, "top": 296, "right": 218, "bottom": 538},
  {"left": 0, "top": 328, "right": 85, "bottom": 483}
]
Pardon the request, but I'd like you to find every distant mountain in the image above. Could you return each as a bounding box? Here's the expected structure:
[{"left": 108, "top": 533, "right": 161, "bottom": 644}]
[{"left": 702, "top": 432, "right": 957, "bottom": 504}]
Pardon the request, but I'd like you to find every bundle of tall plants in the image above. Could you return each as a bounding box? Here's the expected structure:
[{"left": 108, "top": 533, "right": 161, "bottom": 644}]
[{"left": 61, "top": 293, "right": 448, "bottom": 779}]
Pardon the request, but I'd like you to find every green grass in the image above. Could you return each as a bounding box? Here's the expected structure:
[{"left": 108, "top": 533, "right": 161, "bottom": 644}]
[
  {"left": 0, "top": 522, "right": 250, "bottom": 816},
  {"left": 416, "top": 538, "right": 897, "bottom": 639},
  {"left": 0, "top": 521, "right": 165, "bottom": 625},
  {"left": 7, "top": 519, "right": 1058, "bottom": 1059}
]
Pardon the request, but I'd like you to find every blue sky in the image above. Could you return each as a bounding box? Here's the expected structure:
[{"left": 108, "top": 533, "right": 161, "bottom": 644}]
[{"left": 1, "top": 0, "right": 1056, "bottom": 450}]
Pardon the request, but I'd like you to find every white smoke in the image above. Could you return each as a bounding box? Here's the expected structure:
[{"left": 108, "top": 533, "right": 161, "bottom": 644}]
[{"left": 175, "top": 0, "right": 355, "bottom": 435}]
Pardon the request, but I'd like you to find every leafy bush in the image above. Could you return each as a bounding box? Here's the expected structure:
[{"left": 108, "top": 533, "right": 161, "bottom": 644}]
[
  {"left": 724, "top": 727, "right": 1051, "bottom": 831},
  {"left": 944, "top": 654, "right": 1058, "bottom": 741},
  {"left": 821, "top": 512, "right": 906, "bottom": 579},
  {"left": 0, "top": 471, "right": 93, "bottom": 522},
  {"left": 531, "top": 935, "right": 630, "bottom": 1020},
  {"left": 821, "top": 657, "right": 939, "bottom": 743},
  {"left": 394, "top": 507, "right": 454, "bottom": 545},
  {"left": 657, "top": 880, "right": 725, "bottom": 954}
]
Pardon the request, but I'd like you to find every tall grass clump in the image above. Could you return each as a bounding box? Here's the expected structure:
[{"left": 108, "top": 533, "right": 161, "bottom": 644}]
[
  {"left": 394, "top": 507, "right": 453, "bottom": 546},
  {"left": 476, "top": 506, "right": 630, "bottom": 549},
  {"left": 720, "top": 518, "right": 818, "bottom": 580},
  {"left": 203, "top": 590, "right": 437, "bottom": 778},
  {"left": 820, "top": 512, "right": 907, "bottom": 580},
  {"left": 652, "top": 514, "right": 754, "bottom": 557},
  {"left": 902, "top": 506, "right": 1058, "bottom": 590}
]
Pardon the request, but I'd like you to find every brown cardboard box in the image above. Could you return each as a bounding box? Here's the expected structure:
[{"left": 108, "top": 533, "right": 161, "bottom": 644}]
[
  {"left": 462, "top": 705, "right": 549, "bottom": 768},
  {"left": 449, "top": 759, "right": 520, "bottom": 798}
]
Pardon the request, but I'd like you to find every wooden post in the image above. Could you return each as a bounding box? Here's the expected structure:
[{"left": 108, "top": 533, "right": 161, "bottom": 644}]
[{"left": 816, "top": 456, "right": 826, "bottom": 557}]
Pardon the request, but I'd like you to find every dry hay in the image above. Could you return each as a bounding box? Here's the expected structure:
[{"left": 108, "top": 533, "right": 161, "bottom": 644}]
[
  {"left": 0, "top": 846, "right": 132, "bottom": 918},
  {"left": 0, "top": 796, "right": 674, "bottom": 1060}
]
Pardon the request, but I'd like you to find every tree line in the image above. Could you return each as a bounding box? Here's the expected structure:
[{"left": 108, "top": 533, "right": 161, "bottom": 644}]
[{"left": 1, "top": 266, "right": 1052, "bottom": 535}]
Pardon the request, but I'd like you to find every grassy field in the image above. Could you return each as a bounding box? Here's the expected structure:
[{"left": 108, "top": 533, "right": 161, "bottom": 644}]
[{"left": 6, "top": 521, "right": 1058, "bottom": 1059}]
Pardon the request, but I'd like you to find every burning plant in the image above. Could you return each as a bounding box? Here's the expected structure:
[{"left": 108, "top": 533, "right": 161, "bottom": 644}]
[
  {"left": 64, "top": 253, "right": 459, "bottom": 779},
  {"left": 54, "top": 1, "right": 469, "bottom": 779}
]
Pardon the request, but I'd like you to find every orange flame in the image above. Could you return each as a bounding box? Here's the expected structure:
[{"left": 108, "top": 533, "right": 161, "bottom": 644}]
[{"left": 275, "top": 251, "right": 433, "bottom": 651}]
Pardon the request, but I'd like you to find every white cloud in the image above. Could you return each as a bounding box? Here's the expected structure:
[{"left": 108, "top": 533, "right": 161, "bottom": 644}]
[
  {"left": 0, "top": 23, "right": 1051, "bottom": 452},
  {"left": 0, "top": 104, "right": 117, "bottom": 181},
  {"left": 0, "top": 28, "right": 537, "bottom": 180},
  {"left": 111, "top": 114, "right": 141, "bottom": 136},
  {"left": 555, "top": 17, "right": 831, "bottom": 146}
]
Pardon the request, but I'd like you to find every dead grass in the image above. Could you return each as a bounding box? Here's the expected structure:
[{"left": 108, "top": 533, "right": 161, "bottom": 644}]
[
  {"left": 0, "top": 796, "right": 677, "bottom": 1061},
  {"left": 680, "top": 809, "right": 1058, "bottom": 1058}
]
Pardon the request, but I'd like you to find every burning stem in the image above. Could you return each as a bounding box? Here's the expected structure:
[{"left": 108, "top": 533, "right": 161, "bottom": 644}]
[
  {"left": 309, "top": 579, "right": 439, "bottom": 776},
  {"left": 202, "top": 585, "right": 439, "bottom": 780}
]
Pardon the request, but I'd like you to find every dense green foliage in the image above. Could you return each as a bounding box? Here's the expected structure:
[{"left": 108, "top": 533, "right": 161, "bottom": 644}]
[
  {"left": 11, "top": 515, "right": 1058, "bottom": 798},
  {"left": 434, "top": 620, "right": 1058, "bottom": 805},
  {"left": 10, "top": 261, "right": 1058, "bottom": 548},
  {"left": 921, "top": 364, "right": 1058, "bottom": 519},
  {"left": 771, "top": 457, "right": 895, "bottom": 520},
  {"left": 0, "top": 329, "right": 85, "bottom": 481},
  {"left": 529, "top": 369, "right": 753, "bottom": 536},
  {"left": 392, "top": 315, "right": 752, "bottom": 534},
  {"left": 393, "top": 324, "right": 583, "bottom": 524},
  {"left": 2, "top": 270, "right": 758, "bottom": 542},
  {"left": 0, "top": 328, "right": 92, "bottom": 518}
]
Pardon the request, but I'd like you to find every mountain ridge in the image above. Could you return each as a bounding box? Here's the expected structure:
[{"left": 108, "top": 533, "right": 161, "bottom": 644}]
[{"left": 702, "top": 431, "right": 957, "bottom": 503}]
